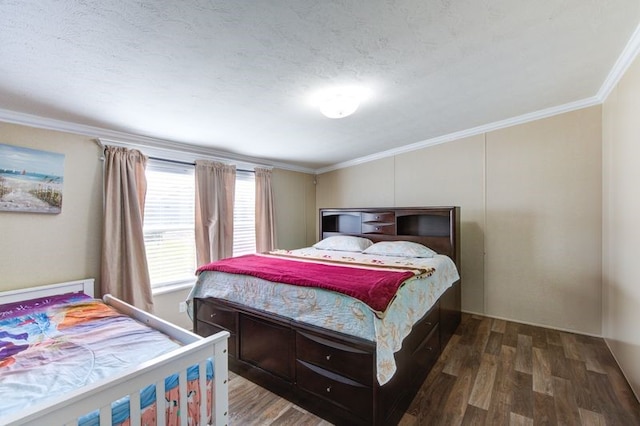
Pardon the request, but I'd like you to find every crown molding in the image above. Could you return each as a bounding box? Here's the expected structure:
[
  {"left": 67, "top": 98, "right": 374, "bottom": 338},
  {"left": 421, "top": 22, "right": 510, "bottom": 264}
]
[
  {"left": 597, "top": 22, "right": 640, "bottom": 102},
  {"left": 316, "top": 22, "right": 640, "bottom": 175},
  {"left": 0, "top": 108, "right": 315, "bottom": 174},
  {"left": 315, "top": 96, "right": 600, "bottom": 174}
]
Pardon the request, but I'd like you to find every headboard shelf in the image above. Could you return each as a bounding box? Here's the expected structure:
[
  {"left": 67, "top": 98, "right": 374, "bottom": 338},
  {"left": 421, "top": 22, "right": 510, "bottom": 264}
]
[
  {"left": 321, "top": 211, "right": 362, "bottom": 235},
  {"left": 320, "top": 207, "right": 460, "bottom": 269},
  {"left": 396, "top": 213, "right": 451, "bottom": 237}
]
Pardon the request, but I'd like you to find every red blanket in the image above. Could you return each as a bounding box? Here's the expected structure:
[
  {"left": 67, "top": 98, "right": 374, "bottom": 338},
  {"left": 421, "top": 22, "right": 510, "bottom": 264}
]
[{"left": 196, "top": 254, "right": 420, "bottom": 315}]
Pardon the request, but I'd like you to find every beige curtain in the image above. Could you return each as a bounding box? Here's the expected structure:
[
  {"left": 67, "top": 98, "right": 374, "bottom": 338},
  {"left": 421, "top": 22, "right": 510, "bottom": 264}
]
[
  {"left": 195, "top": 160, "right": 236, "bottom": 266},
  {"left": 100, "top": 146, "right": 153, "bottom": 312},
  {"left": 255, "top": 167, "right": 277, "bottom": 252}
]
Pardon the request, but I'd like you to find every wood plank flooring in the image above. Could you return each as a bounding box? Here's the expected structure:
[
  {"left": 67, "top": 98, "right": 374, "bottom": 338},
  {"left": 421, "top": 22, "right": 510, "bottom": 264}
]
[
  {"left": 228, "top": 370, "right": 332, "bottom": 425},
  {"left": 227, "top": 314, "right": 640, "bottom": 425}
]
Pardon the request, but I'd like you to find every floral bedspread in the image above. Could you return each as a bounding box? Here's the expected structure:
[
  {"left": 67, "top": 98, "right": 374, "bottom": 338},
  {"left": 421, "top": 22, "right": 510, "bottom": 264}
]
[
  {"left": 0, "top": 292, "right": 211, "bottom": 425},
  {"left": 187, "top": 247, "right": 459, "bottom": 385}
]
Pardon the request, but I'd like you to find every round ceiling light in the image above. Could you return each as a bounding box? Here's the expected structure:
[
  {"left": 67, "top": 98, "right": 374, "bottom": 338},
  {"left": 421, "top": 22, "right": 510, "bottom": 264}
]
[
  {"left": 319, "top": 92, "right": 360, "bottom": 118},
  {"left": 312, "top": 86, "right": 370, "bottom": 119}
]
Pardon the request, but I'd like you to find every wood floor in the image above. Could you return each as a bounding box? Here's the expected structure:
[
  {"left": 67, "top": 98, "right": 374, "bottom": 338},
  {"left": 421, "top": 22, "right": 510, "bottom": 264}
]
[{"left": 227, "top": 313, "right": 640, "bottom": 425}]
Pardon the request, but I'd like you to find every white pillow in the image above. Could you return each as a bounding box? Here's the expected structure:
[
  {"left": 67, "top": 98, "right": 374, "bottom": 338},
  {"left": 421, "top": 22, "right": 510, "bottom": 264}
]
[
  {"left": 313, "top": 236, "right": 373, "bottom": 252},
  {"left": 363, "top": 241, "right": 436, "bottom": 258}
]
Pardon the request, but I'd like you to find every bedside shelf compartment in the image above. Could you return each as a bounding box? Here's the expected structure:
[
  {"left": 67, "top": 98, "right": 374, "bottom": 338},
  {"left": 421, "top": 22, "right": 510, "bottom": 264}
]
[
  {"left": 397, "top": 213, "right": 451, "bottom": 237},
  {"left": 321, "top": 212, "right": 361, "bottom": 235}
]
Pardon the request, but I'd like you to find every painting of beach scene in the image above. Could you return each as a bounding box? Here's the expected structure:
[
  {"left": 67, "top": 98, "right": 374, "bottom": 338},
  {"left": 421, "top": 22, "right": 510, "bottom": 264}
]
[{"left": 0, "top": 143, "right": 65, "bottom": 214}]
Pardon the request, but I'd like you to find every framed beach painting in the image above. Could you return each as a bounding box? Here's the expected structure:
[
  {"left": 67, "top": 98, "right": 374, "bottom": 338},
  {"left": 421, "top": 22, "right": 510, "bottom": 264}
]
[{"left": 0, "top": 143, "right": 65, "bottom": 214}]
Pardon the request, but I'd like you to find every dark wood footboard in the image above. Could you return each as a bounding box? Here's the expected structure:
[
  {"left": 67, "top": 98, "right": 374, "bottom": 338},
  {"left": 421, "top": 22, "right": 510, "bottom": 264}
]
[{"left": 194, "top": 279, "right": 461, "bottom": 425}]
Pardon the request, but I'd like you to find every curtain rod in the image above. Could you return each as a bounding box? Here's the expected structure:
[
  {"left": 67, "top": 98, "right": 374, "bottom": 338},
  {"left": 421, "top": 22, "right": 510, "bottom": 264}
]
[
  {"left": 97, "top": 138, "right": 273, "bottom": 172},
  {"left": 149, "top": 156, "right": 192, "bottom": 166},
  {"left": 149, "top": 156, "right": 254, "bottom": 173}
]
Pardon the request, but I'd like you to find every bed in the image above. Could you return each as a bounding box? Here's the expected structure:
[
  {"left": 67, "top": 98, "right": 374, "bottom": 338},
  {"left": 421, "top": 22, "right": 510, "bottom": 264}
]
[
  {"left": 0, "top": 278, "right": 230, "bottom": 426},
  {"left": 190, "top": 206, "right": 461, "bottom": 425}
]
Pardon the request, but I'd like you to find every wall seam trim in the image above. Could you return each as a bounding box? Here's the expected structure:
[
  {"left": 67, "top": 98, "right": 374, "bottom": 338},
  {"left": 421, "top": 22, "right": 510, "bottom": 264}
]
[{"left": 483, "top": 132, "right": 487, "bottom": 315}]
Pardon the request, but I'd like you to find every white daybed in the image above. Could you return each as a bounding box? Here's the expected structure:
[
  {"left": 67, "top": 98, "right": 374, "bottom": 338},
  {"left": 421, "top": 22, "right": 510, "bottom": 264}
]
[{"left": 0, "top": 278, "right": 229, "bottom": 426}]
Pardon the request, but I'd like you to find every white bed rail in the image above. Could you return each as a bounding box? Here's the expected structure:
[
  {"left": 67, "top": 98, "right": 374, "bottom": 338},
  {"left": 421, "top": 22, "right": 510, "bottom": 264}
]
[
  {"left": 0, "top": 282, "right": 230, "bottom": 426},
  {"left": 0, "top": 278, "right": 95, "bottom": 303},
  {"left": 103, "top": 294, "right": 200, "bottom": 344}
]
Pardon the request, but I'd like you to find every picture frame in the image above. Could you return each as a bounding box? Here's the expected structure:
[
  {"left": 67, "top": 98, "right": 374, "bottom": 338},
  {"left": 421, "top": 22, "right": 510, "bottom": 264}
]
[{"left": 0, "top": 143, "right": 65, "bottom": 214}]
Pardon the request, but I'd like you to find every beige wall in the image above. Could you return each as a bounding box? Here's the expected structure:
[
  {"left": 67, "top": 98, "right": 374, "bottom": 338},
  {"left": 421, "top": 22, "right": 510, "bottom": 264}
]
[
  {"left": 316, "top": 157, "right": 395, "bottom": 208},
  {"left": 485, "top": 108, "right": 602, "bottom": 333},
  {"left": 316, "top": 106, "right": 603, "bottom": 335},
  {"left": 153, "top": 286, "right": 193, "bottom": 329},
  {"left": 602, "top": 54, "right": 640, "bottom": 398},
  {"left": 0, "top": 122, "right": 103, "bottom": 293},
  {"left": 272, "top": 168, "right": 317, "bottom": 248}
]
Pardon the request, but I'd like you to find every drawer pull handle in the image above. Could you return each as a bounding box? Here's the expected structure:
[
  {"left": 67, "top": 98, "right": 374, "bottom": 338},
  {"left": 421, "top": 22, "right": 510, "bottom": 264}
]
[
  {"left": 326, "top": 354, "right": 331, "bottom": 361},
  {"left": 425, "top": 321, "right": 432, "bottom": 326},
  {"left": 210, "top": 313, "right": 217, "bottom": 318},
  {"left": 326, "top": 386, "right": 332, "bottom": 393},
  {"left": 426, "top": 346, "right": 433, "bottom": 352},
  {"left": 375, "top": 227, "right": 380, "bottom": 230}
]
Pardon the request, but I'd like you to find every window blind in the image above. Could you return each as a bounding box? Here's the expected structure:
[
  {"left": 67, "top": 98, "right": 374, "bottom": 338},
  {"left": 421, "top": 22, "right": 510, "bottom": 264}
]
[
  {"left": 233, "top": 170, "right": 256, "bottom": 256},
  {"left": 143, "top": 160, "right": 196, "bottom": 288}
]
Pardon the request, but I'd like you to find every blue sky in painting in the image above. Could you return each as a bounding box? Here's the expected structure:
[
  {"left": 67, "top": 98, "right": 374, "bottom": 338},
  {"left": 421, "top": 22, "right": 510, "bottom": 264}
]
[{"left": 0, "top": 143, "right": 65, "bottom": 177}]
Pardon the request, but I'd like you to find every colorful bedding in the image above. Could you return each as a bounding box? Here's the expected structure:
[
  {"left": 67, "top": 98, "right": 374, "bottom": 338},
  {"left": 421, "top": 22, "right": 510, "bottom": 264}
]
[
  {"left": 188, "top": 247, "right": 460, "bottom": 384},
  {"left": 196, "top": 252, "right": 433, "bottom": 316},
  {"left": 0, "top": 293, "right": 212, "bottom": 425}
]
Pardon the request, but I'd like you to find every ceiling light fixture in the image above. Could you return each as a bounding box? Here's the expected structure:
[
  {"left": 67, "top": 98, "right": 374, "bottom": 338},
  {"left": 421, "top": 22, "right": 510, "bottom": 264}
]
[{"left": 312, "top": 86, "right": 370, "bottom": 119}]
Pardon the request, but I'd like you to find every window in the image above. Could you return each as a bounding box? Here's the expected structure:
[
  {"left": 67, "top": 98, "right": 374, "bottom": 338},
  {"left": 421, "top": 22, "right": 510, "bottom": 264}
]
[
  {"left": 143, "top": 160, "right": 196, "bottom": 289},
  {"left": 233, "top": 170, "right": 256, "bottom": 256},
  {"left": 143, "top": 160, "right": 256, "bottom": 289}
]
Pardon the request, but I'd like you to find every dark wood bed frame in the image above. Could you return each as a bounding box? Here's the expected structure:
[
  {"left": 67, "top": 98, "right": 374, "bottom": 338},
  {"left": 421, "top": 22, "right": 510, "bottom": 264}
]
[{"left": 193, "top": 207, "right": 461, "bottom": 425}]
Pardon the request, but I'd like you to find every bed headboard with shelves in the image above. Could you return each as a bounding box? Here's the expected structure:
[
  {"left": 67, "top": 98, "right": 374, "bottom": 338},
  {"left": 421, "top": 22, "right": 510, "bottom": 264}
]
[{"left": 320, "top": 206, "right": 460, "bottom": 270}]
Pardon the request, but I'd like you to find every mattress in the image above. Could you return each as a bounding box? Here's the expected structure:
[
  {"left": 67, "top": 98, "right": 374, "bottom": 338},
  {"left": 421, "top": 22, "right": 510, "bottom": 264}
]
[
  {"left": 0, "top": 292, "right": 212, "bottom": 425},
  {"left": 188, "top": 247, "right": 460, "bottom": 384}
]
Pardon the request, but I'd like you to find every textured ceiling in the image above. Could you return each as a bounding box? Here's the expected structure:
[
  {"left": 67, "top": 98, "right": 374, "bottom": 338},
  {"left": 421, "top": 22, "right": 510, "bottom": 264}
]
[{"left": 0, "top": 1, "right": 638, "bottom": 170}]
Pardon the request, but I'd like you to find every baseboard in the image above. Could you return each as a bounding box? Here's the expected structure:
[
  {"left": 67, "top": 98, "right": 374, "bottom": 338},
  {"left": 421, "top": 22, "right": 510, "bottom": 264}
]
[
  {"left": 603, "top": 338, "right": 640, "bottom": 403},
  {"left": 461, "top": 310, "right": 602, "bottom": 338}
]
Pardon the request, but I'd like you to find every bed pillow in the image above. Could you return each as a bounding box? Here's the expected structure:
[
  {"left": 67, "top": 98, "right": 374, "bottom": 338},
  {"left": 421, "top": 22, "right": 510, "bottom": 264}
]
[
  {"left": 312, "top": 235, "right": 374, "bottom": 252},
  {"left": 363, "top": 241, "right": 436, "bottom": 258}
]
